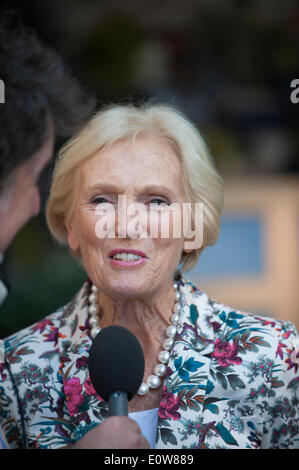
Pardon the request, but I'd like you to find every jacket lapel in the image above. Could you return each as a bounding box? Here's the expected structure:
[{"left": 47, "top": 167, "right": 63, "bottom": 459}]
[
  {"left": 58, "top": 282, "right": 109, "bottom": 438},
  {"left": 156, "top": 275, "right": 216, "bottom": 449}
]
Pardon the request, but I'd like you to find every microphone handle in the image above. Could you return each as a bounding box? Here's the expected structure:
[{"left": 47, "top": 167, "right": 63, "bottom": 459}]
[{"left": 108, "top": 391, "right": 128, "bottom": 416}]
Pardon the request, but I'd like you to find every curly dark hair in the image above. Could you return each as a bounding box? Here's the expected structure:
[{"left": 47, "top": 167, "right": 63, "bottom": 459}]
[{"left": 0, "top": 8, "right": 95, "bottom": 188}]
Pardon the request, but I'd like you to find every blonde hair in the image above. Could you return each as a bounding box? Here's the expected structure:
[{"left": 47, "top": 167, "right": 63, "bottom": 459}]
[{"left": 46, "top": 102, "right": 224, "bottom": 272}]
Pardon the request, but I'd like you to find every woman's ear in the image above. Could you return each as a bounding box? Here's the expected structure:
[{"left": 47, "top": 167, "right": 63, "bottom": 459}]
[{"left": 66, "top": 219, "right": 80, "bottom": 252}]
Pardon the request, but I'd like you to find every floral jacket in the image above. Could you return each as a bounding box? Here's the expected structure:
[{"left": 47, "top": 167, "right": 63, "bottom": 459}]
[{"left": 0, "top": 272, "right": 298, "bottom": 449}]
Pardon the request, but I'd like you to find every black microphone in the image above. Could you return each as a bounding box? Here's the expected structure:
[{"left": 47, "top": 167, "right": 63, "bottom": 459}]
[{"left": 88, "top": 325, "right": 145, "bottom": 416}]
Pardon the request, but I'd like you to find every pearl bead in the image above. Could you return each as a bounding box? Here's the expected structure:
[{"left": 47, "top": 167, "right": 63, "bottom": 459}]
[
  {"left": 172, "top": 313, "right": 180, "bottom": 325},
  {"left": 154, "top": 363, "right": 167, "bottom": 377},
  {"left": 89, "top": 293, "right": 98, "bottom": 304},
  {"left": 173, "top": 302, "right": 180, "bottom": 314},
  {"left": 90, "top": 326, "right": 101, "bottom": 339},
  {"left": 173, "top": 282, "right": 178, "bottom": 290},
  {"left": 175, "top": 291, "right": 181, "bottom": 301},
  {"left": 88, "top": 315, "right": 98, "bottom": 328},
  {"left": 88, "top": 304, "right": 98, "bottom": 316},
  {"left": 158, "top": 350, "right": 170, "bottom": 364},
  {"left": 163, "top": 337, "right": 174, "bottom": 351},
  {"left": 146, "top": 375, "right": 161, "bottom": 389},
  {"left": 166, "top": 325, "right": 177, "bottom": 338},
  {"left": 138, "top": 382, "right": 149, "bottom": 395},
  {"left": 91, "top": 285, "right": 98, "bottom": 293}
]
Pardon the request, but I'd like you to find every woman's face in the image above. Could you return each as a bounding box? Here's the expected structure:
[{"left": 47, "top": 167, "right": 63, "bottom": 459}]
[{"left": 67, "top": 136, "right": 190, "bottom": 300}]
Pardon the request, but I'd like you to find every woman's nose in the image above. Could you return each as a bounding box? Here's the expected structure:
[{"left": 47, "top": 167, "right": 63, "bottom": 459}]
[
  {"left": 95, "top": 197, "right": 149, "bottom": 240},
  {"left": 115, "top": 199, "right": 149, "bottom": 239}
]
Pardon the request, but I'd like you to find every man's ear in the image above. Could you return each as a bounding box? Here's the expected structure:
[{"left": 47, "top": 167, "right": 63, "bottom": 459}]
[{"left": 66, "top": 219, "right": 80, "bottom": 252}]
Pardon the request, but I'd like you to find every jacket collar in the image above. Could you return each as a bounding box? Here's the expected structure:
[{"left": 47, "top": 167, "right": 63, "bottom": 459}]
[
  {"left": 155, "top": 272, "right": 216, "bottom": 448},
  {"left": 59, "top": 272, "right": 217, "bottom": 447}
]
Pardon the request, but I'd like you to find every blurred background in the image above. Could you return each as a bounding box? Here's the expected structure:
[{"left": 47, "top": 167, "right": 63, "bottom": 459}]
[{"left": 1, "top": 0, "right": 299, "bottom": 336}]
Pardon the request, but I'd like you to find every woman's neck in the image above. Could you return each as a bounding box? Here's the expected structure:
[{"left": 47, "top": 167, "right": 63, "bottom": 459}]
[{"left": 97, "top": 281, "right": 176, "bottom": 351}]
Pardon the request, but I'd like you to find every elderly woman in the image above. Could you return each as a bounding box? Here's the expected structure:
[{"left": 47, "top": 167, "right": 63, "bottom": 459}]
[{"left": 0, "top": 103, "right": 298, "bottom": 449}]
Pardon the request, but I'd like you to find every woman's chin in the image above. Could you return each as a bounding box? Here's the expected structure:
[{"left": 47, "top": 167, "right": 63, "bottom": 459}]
[{"left": 102, "top": 275, "right": 150, "bottom": 299}]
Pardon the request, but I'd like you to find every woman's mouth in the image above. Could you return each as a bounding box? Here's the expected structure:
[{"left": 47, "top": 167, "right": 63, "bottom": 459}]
[{"left": 108, "top": 249, "right": 147, "bottom": 267}]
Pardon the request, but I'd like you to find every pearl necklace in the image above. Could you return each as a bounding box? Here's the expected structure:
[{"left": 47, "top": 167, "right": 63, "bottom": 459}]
[{"left": 87, "top": 278, "right": 182, "bottom": 396}]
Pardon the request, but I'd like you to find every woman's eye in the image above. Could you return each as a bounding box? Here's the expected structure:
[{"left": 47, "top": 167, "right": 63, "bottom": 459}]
[
  {"left": 149, "top": 198, "right": 169, "bottom": 206},
  {"left": 91, "top": 196, "right": 108, "bottom": 205}
]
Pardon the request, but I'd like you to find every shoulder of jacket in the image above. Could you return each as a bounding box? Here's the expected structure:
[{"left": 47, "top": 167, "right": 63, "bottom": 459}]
[
  {"left": 3, "top": 282, "right": 88, "bottom": 362},
  {"left": 6, "top": 282, "right": 88, "bottom": 336},
  {"left": 210, "top": 297, "right": 298, "bottom": 340}
]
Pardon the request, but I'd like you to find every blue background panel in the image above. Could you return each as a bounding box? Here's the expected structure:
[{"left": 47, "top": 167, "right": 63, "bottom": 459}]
[{"left": 187, "top": 215, "right": 263, "bottom": 281}]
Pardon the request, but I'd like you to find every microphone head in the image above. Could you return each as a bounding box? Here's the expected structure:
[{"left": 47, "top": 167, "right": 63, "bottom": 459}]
[{"left": 88, "top": 325, "right": 145, "bottom": 401}]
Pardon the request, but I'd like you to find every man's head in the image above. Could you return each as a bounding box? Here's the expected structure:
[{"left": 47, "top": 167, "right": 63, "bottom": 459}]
[{"left": 0, "top": 9, "right": 95, "bottom": 252}]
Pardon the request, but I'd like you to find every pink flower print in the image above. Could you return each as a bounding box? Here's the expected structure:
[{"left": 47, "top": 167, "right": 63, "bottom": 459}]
[
  {"left": 0, "top": 362, "right": 7, "bottom": 381},
  {"left": 276, "top": 342, "right": 287, "bottom": 360},
  {"left": 285, "top": 347, "right": 299, "bottom": 374},
  {"left": 83, "top": 375, "right": 103, "bottom": 400},
  {"left": 84, "top": 376, "right": 97, "bottom": 396},
  {"left": 159, "top": 385, "right": 181, "bottom": 421},
  {"left": 76, "top": 356, "right": 88, "bottom": 370},
  {"left": 31, "top": 318, "right": 54, "bottom": 333},
  {"left": 211, "top": 338, "right": 242, "bottom": 367},
  {"left": 282, "top": 331, "right": 291, "bottom": 340},
  {"left": 64, "top": 377, "right": 84, "bottom": 416},
  {"left": 43, "top": 327, "right": 66, "bottom": 346},
  {"left": 255, "top": 317, "right": 276, "bottom": 328}
]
